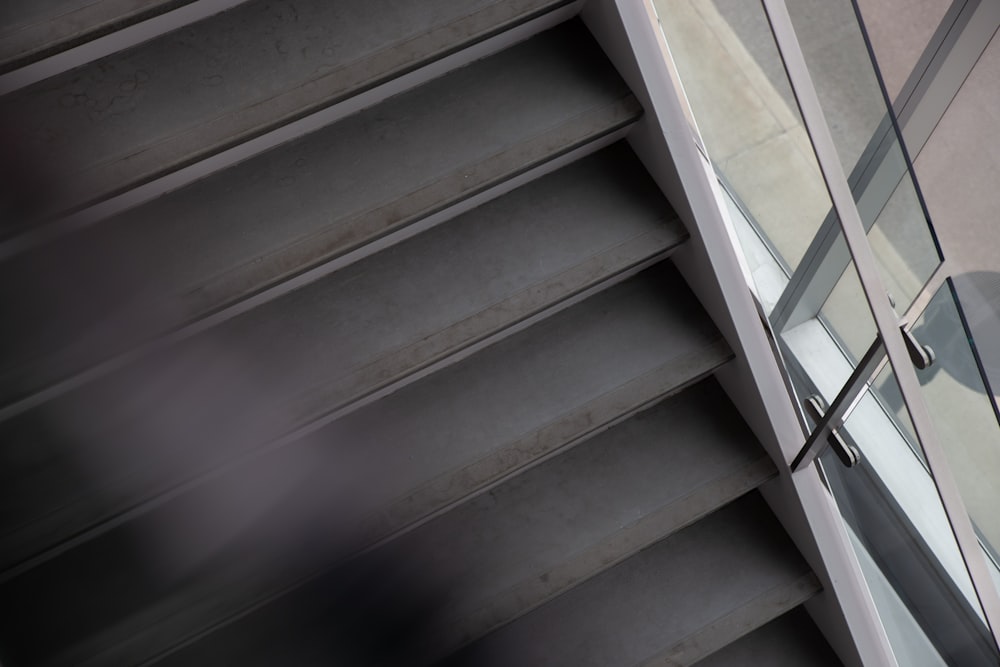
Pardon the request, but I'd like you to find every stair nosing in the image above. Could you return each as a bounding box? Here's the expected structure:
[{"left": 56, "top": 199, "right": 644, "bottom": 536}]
[
  {"left": 639, "top": 572, "right": 822, "bottom": 667},
  {"left": 70, "top": 0, "right": 582, "bottom": 181},
  {"left": 177, "top": 94, "right": 643, "bottom": 321},
  {"left": 0, "top": 249, "right": 707, "bottom": 584},
  {"left": 0, "top": 0, "right": 198, "bottom": 74},
  {"left": 280, "top": 221, "right": 684, "bottom": 428},
  {"left": 0, "top": 226, "right": 683, "bottom": 575},
  {"left": 0, "top": 2, "right": 583, "bottom": 251},
  {"left": 421, "top": 455, "right": 779, "bottom": 662},
  {"left": 18, "top": 329, "right": 732, "bottom": 666},
  {"left": 60, "top": 375, "right": 760, "bottom": 667},
  {"left": 448, "top": 496, "right": 817, "bottom": 667},
  {"left": 356, "top": 339, "right": 733, "bottom": 552},
  {"left": 0, "top": 123, "right": 638, "bottom": 424},
  {"left": 1, "top": 0, "right": 583, "bottom": 224}
]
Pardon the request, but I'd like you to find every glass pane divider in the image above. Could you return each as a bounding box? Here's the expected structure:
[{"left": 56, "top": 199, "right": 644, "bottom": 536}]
[
  {"left": 761, "top": 0, "right": 1000, "bottom": 649},
  {"left": 769, "top": 112, "right": 899, "bottom": 334}
]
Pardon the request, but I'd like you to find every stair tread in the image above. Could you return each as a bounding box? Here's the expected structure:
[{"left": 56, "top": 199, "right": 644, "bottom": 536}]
[
  {"left": 147, "top": 492, "right": 815, "bottom": 667},
  {"left": 694, "top": 607, "right": 842, "bottom": 667},
  {"left": 0, "top": 266, "right": 731, "bottom": 667},
  {"left": 0, "top": 21, "right": 640, "bottom": 407},
  {"left": 389, "top": 378, "right": 777, "bottom": 660},
  {"left": 227, "top": 264, "right": 730, "bottom": 556},
  {"left": 0, "top": 138, "right": 673, "bottom": 410},
  {"left": 198, "top": 145, "right": 683, "bottom": 425},
  {"left": 0, "top": 0, "right": 192, "bottom": 73},
  {"left": 0, "top": 0, "right": 577, "bottom": 220},
  {"left": 0, "top": 4, "right": 835, "bottom": 667},
  {"left": 118, "top": 380, "right": 776, "bottom": 666},
  {"left": 449, "top": 493, "right": 818, "bottom": 667},
  {"left": 0, "top": 143, "right": 685, "bottom": 571}
]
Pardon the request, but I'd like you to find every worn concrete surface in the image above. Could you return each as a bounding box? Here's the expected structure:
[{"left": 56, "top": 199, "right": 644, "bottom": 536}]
[
  {"left": 0, "top": 21, "right": 639, "bottom": 408},
  {"left": 0, "top": 0, "right": 572, "bottom": 217},
  {"left": 0, "top": 0, "right": 194, "bottom": 72},
  {"left": 695, "top": 607, "right": 842, "bottom": 666},
  {"left": 448, "top": 494, "right": 816, "bottom": 667},
  {"left": 0, "top": 267, "right": 731, "bottom": 666}
]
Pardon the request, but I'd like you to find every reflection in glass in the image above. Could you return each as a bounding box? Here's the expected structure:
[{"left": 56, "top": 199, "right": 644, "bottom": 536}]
[
  {"left": 821, "top": 367, "right": 998, "bottom": 665},
  {"left": 655, "top": 0, "right": 835, "bottom": 276},
  {"left": 819, "top": 258, "right": 877, "bottom": 365},
  {"left": 868, "top": 162, "right": 940, "bottom": 312},
  {"left": 911, "top": 280, "right": 1000, "bottom": 565},
  {"left": 784, "top": 0, "right": 886, "bottom": 173},
  {"left": 784, "top": 0, "right": 943, "bottom": 314}
]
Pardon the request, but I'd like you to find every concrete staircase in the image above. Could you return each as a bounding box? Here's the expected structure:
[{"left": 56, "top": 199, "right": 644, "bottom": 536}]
[{"left": 0, "top": 2, "right": 845, "bottom": 665}]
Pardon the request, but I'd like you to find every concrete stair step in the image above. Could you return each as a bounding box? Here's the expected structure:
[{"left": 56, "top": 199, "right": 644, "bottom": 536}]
[
  {"left": 123, "top": 378, "right": 776, "bottom": 666},
  {"left": 693, "top": 607, "right": 842, "bottom": 666},
  {"left": 0, "top": 0, "right": 579, "bottom": 222},
  {"left": 0, "top": 142, "right": 684, "bottom": 574},
  {"left": 0, "top": 4, "right": 834, "bottom": 667},
  {"left": 0, "top": 20, "right": 640, "bottom": 410},
  {"left": 129, "top": 491, "right": 816, "bottom": 667},
  {"left": 389, "top": 377, "right": 777, "bottom": 663},
  {"left": 446, "top": 493, "right": 821, "bottom": 667},
  {"left": 0, "top": 265, "right": 731, "bottom": 667},
  {"left": 0, "top": 0, "right": 194, "bottom": 73}
]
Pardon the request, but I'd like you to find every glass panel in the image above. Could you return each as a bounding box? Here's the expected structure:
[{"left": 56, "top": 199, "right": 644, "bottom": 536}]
[
  {"left": 871, "top": 362, "right": 921, "bottom": 464},
  {"left": 658, "top": 2, "right": 997, "bottom": 655},
  {"left": 820, "top": 367, "right": 999, "bottom": 665},
  {"left": 776, "top": 251, "right": 876, "bottom": 418},
  {"left": 867, "top": 146, "right": 941, "bottom": 311},
  {"left": 820, "top": 256, "right": 877, "bottom": 365},
  {"left": 911, "top": 280, "right": 1000, "bottom": 564},
  {"left": 655, "top": 0, "right": 834, "bottom": 276},
  {"left": 718, "top": 179, "right": 790, "bottom": 313},
  {"left": 784, "top": 0, "right": 943, "bottom": 314},
  {"left": 915, "top": 32, "right": 1000, "bottom": 322},
  {"left": 783, "top": 0, "right": 886, "bottom": 172},
  {"left": 853, "top": 0, "right": 953, "bottom": 102}
]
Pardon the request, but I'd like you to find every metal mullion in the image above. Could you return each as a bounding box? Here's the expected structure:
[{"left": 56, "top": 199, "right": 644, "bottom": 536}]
[
  {"left": 771, "top": 0, "right": 999, "bottom": 334},
  {"left": 761, "top": 0, "right": 1000, "bottom": 650},
  {"left": 769, "top": 114, "right": 898, "bottom": 334},
  {"left": 894, "top": 0, "right": 1000, "bottom": 159}
]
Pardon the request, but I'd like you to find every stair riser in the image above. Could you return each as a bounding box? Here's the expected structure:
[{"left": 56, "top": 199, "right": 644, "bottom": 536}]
[
  {"left": 178, "top": 98, "right": 640, "bottom": 323},
  {"left": 641, "top": 573, "right": 822, "bottom": 667},
  {"left": 1, "top": 1, "right": 200, "bottom": 76},
  {"left": 1, "top": 134, "right": 683, "bottom": 575},
  {"left": 281, "top": 233, "right": 680, "bottom": 431},
  {"left": 422, "top": 458, "right": 778, "bottom": 662},
  {"left": 0, "top": 2, "right": 829, "bottom": 664},
  {"left": 0, "top": 125, "right": 632, "bottom": 423},
  {"left": 0, "top": 122, "right": 634, "bottom": 423},
  {"left": 0, "top": 0, "right": 582, "bottom": 227},
  {"left": 449, "top": 496, "right": 816, "bottom": 666},
  {"left": 0, "top": 237, "right": 677, "bottom": 578},
  {"left": 360, "top": 344, "right": 733, "bottom": 552},
  {"left": 49, "top": 361, "right": 743, "bottom": 667}
]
